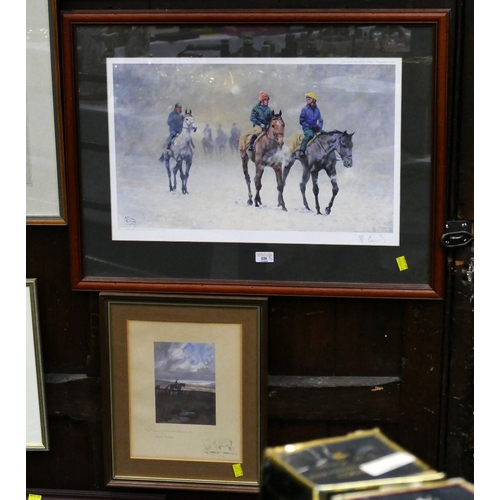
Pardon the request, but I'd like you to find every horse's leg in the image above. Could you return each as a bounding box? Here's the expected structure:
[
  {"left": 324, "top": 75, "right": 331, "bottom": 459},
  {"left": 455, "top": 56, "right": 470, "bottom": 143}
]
[
  {"left": 164, "top": 156, "right": 175, "bottom": 191},
  {"left": 240, "top": 151, "right": 253, "bottom": 205},
  {"left": 172, "top": 159, "right": 181, "bottom": 192},
  {"left": 272, "top": 163, "right": 287, "bottom": 212},
  {"left": 299, "top": 164, "right": 311, "bottom": 211},
  {"left": 182, "top": 157, "right": 192, "bottom": 194},
  {"left": 324, "top": 163, "right": 339, "bottom": 215},
  {"left": 282, "top": 155, "right": 296, "bottom": 188},
  {"left": 311, "top": 171, "right": 322, "bottom": 215},
  {"left": 254, "top": 161, "right": 265, "bottom": 207}
]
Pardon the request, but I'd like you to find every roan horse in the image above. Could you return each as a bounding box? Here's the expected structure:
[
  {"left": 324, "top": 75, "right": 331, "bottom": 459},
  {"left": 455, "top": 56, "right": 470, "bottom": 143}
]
[
  {"left": 283, "top": 130, "right": 354, "bottom": 215},
  {"left": 239, "top": 111, "right": 287, "bottom": 210},
  {"left": 160, "top": 111, "right": 197, "bottom": 194}
]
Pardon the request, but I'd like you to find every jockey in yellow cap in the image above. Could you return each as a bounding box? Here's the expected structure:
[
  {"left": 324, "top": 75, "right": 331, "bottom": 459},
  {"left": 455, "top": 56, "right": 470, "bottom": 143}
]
[{"left": 299, "top": 91, "right": 323, "bottom": 157}]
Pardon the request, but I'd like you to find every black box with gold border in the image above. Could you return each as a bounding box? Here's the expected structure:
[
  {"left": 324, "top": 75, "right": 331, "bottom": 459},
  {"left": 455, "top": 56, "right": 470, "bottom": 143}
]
[
  {"left": 329, "top": 477, "right": 473, "bottom": 499},
  {"left": 261, "top": 429, "right": 445, "bottom": 500}
]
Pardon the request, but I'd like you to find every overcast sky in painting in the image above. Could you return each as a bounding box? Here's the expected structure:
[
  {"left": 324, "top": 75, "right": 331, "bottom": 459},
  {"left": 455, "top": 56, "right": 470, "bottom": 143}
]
[
  {"left": 107, "top": 57, "right": 401, "bottom": 246},
  {"left": 154, "top": 342, "right": 215, "bottom": 382}
]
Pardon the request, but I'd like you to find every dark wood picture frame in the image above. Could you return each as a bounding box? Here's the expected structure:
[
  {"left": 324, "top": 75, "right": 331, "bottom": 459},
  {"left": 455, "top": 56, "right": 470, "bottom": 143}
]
[
  {"left": 61, "top": 10, "right": 449, "bottom": 298},
  {"left": 100, "top": 293, "right": 267, "bottom": 492}
]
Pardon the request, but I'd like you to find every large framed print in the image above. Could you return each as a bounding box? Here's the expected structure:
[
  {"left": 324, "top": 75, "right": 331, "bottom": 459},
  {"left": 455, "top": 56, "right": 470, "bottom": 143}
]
[
  {"left": 26, "top": 279, "right": 49, "bottom": 451},
  {"left": 100, "top": 293, "right": 267, "bottom": 492},
  {"left": 61, "top": 10, "right": 449, "bottom": 298},
  {"left": 26, "top": 0, "right": 67, "bottom": 224}
]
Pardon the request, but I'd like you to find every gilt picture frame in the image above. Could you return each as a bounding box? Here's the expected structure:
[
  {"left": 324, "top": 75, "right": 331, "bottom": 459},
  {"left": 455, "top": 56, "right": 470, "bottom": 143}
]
[
  {"left": 100, "top": 293, "right": 267, "bottom": 492},
  {"left": 26, "top": 279, "right": 49, "bottom": 451},
  {"left": 61, "top": 10, "right": 449, "bottom": 298}
]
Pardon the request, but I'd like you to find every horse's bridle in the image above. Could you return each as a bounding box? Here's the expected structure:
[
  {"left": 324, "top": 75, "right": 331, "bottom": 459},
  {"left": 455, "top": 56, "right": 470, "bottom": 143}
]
[
  {"left": 317, "top": 134, "right": 351, "bottom": 162},
  {"left": 184, "top": 116, "right": 196, "bottom": 133}
]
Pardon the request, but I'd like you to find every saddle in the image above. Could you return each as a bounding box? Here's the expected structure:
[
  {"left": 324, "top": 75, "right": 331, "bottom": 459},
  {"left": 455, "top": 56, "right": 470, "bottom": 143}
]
[
  {"left": 242, "top": 130, "right": 266, "bottom": 151},
  {"left": 287, "top": 132, "right": 322, "bottom": 153}
]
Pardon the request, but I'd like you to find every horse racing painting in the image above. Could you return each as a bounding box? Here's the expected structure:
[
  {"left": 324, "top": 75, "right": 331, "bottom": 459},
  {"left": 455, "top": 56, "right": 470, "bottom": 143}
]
[{"left": 107, "top": 57, "right": 401, "bottom": 246}]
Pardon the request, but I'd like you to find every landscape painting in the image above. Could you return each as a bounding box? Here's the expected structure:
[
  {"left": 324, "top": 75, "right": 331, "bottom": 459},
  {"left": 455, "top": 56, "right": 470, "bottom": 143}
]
[
  {"left": 154, "top": 341, "right": 216, "bottom": 425},
  {"left": 107, "top": 57, "right": 402, "bottom": 246},
  {"left": 127, "top": 318, "right": 243, "bottom": 462}
]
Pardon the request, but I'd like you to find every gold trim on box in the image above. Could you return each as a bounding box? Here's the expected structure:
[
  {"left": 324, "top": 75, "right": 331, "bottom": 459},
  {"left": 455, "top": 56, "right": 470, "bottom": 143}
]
[
  {"left": 329, "top": 477, "right": 474, "bottom": 499},
  {"left": 264, "top": 429, "right": 445, "bottom": 500}
]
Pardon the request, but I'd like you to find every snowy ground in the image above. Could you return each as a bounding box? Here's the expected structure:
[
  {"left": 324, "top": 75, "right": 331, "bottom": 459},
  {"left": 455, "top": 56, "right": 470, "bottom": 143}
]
[{"left": 112, "top": 140, "right": 397, "bottom": 246}]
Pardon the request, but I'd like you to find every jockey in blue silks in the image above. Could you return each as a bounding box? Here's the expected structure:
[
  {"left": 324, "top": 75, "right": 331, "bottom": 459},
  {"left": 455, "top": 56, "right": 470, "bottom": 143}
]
[
  {"left": 166, "top": 102, "right": 184, "bottom": 149},
  {"left": 299, "top": 91, "right": 324, "bottom": 157}
]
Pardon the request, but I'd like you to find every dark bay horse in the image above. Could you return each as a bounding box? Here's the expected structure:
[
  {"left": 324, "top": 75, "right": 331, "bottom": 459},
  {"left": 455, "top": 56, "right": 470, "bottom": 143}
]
[
  {"left": 283, "top": 130, "right": 354, "bottom": 215},
  {"left": 160, "top": 111, "right": 197, "bottom": 194},
  {"left": 239, "top": 111, "right": 287, "bottom": 211}
]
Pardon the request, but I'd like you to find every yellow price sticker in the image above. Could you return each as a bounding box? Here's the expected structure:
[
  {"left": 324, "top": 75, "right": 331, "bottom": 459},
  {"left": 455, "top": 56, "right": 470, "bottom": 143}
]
[
  {"left": 396, "top": 256, "right": 409, "bottom": 271},
  {"left": 232, "top": 463, "right": 244, "bottom": 477},
  {"left": 28, "top": 495, "right": 42, "bottom": 500}
]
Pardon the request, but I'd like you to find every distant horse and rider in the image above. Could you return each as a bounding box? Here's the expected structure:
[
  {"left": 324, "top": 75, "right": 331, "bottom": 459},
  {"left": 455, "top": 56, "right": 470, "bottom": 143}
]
[
  {"left": 159, "top": 106, "right": 197, "bottom": 195},
  {"left": 229, "top": 123, "right": 241, "bottom": 155},
  {"left": 202, "top": 123, "right": 214, "bottom": 158},
  {"left": 165, "top": 380, "right": 186, "bottom": 395},
  {"left": 215, "top": 125, "right": 228, "bottom": 155},
  {"left": 202, "top": 136, "right": 214, "bottom": 158}
]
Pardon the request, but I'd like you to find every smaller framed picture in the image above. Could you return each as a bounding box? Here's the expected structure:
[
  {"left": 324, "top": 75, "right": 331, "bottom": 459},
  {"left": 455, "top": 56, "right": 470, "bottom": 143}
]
[
  {"left": 100, "top": 293, "right": 268, "bottom": 492},
  {"left": 26, "top": 278, "right": 49, "bottom": 451}
]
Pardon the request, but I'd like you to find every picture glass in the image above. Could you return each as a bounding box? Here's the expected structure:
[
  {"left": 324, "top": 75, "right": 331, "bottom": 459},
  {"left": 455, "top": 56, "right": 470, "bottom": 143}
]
[
  {"left": 107, "top": 57, "right": 401, "bottom": 246},
  {"left": 127, "top": 319, "right": 242, "bottom": 462},
  {"left": 68, "top": 16, "right": 443, "bottom": 293}
]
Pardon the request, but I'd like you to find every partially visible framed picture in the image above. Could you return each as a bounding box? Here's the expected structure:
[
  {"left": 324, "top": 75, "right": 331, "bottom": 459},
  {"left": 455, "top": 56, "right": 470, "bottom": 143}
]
[
  {"left": 26, "top": 490, "right": 167, "bottom": 500},
  {"left": 26, "top": 0, "right": 67, "bottom": 224},
  {"left": 62, "top": 10, "right": 449, "bottom": 297},
  {"left": 100, "top": 293, "right": 267, "bottom": 492},
  {"left": 26, "top": 279, "right": 49, "bottom": 451}
]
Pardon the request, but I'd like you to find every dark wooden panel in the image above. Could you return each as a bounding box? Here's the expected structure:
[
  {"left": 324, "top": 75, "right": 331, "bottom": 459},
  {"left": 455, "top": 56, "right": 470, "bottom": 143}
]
[
  {"left": 334, "top": 299, "right": 404, "bottom": 376},
  {"left": 399, "top": 301, "right": 444, "bottom": 468},
  {"left": 268, "top": 376, "right": 400, "bottom": 421},
  {"left": 45, "top": 376, "right": 102, "bottom": 419},
  {"left": 267, "top": 421, "right": 330, "bottom": 447},
  {"left": 445, "top": 247, "right": 474, "bottom": 480},
  {"left": 269, "top": 297, "right": 336, "bottom": 375},
  {"left": 26, "top": 226, "right": 93, "bottom": 373},
  {"left": 26, "top": 418, "right": 96, "bottom": 490}
]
